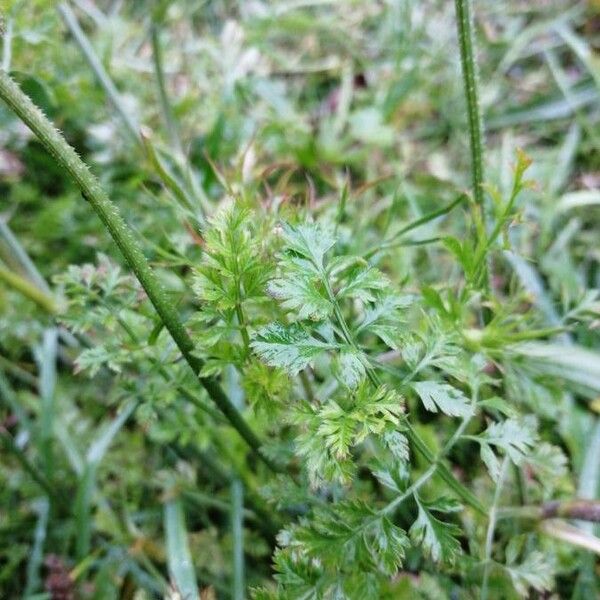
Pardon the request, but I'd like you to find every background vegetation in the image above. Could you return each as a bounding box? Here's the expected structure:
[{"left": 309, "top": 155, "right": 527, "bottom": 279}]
[{"left": 1, "top": 0, "right": 599, "bottom": 598}]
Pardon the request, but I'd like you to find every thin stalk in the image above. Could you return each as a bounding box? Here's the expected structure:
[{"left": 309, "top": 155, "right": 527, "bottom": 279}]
[
  {"left": 321, "top": 265, "right": 486, "bottom": 515},
  {"left": 150, "top": 22, "right": 183, "bottom": 157},
  {"left": 481, "top": 457, "right": 509, "bottom": 600},
  {"left": 230, "top": 478, "right": 245, "bottom": 600},
  {"left": 0, "top": 70, "right": 280, "bottom": 473},
  {"left": 454, "top": 0, "right": 486, "bottom": 212},
  {"left": 499, "top": 500, "right": 600, "bottom": 523},
  {"left": 57, "top": 2, "right": 140, "bottom": 144},
  {"left": 0, "top": 265, "right": 58, "bottom": 314},
  {"left": 0, "top": 218, "right": 51, "bottom": 293},
  {"left": 364, "top": 194, "right": 466, "bottom": 259},
  {"left": 114, "top": 312, "right": 224, "bottom": 423}
]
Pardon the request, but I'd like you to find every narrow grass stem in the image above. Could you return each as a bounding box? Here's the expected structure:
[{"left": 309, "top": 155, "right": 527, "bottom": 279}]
[
  {"left": 57, "top": 2, "right": 140, "bottom": 144},
  {"left": 150, "top": 22, "right": 183, "bottom": 157},
  {"left": 0, "top": 265, "right": 58, "bottom": 314},
  {"left": 231, "top": 478, "right": 245, "bottom": 600},
  {"left": 481, "top": 457, "right": 509, "bottom": 600},
  {"left": 0, "top": 71, "right": 280, "bottom": 473}
]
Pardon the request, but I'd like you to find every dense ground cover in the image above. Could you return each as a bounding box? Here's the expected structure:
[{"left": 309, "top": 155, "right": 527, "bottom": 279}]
[{"left": 1, "top": 1, "right": 600, "bottom": 598}]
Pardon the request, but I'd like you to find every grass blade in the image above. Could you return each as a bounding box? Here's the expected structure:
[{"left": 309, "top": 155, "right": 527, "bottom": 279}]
[
  {"left": 57, "top": 2, "right": 140, "bottom": 144},
  {"left": 164, "top": 498, "right": 200, "bottom": 600},
  {"left": 24, "top": 497, "right": 50, "bottom": 596},
  {"left": 231, "top": 478, "right": 245, "bottom": 600}
]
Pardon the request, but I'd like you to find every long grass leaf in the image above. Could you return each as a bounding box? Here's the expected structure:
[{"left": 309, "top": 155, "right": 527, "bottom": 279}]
[{"left": 164, "top": 499, "right": 200, "bottom": 600}]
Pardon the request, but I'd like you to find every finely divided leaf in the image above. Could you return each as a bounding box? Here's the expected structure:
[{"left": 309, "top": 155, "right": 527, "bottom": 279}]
[
  {"left": 383, "top": 430, "right": 410, "bottom": 463},
  {"left": 473, "top": 418, "right": 537, "bottom": 481},
  {"left": 267, "top": 273, "right": 332, "bottom": 320},
  {"left": 478, "top": 419, "right": 536, "bottom": 463},
  {"left": 336, "top": 265, "right": 389, "bottom": 302},
  {"left": 505, "top": 551, "right": 554, "bottom": 598},
  {"left": 413, "top": 381, "right": 473, "bottom": 418},
  {"left": 251, "top": 322, "right": 335, "bottom": 375},
  {"left": 335, "top": 348, "right": 367, "bottom": 389},
  {"left": 409, "top": 496, "right": 462, "bottom": 564},
  {"left": 281, "top": 222, "right": 336, "bottom": 268},
  {"left": 356, "top": 294, "right": 411, "bottom": 349}
]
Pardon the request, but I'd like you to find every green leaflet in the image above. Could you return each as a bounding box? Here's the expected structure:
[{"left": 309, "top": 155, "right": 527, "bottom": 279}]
[
  {"left": 356, "top": 294, "right": 412, "bottom": 349},
  {"left": 412, "top": 381, "right": 473, "bottom": 418},
  {"left": 409, "top": 495, "right": 462, "bottom": 564},
  {"left": 280, "top": 222, "right": 336, "bottom": 268},
  {"left": 335, "top": 348, "right": 367, "bottom": 389},
  {"left": 294, "top": 383, "right": 405, "bottom": 485},
  {"left": 267, "top": 271, "right": 332, "bottom": 320},
  {"left": 468, "top": 418, "right": 537, "bottom": 481},
  {"left": 317, "top": 384, "right": 404, "bottom": 460},
  {"left": 251, "top": 322, "right": 336, "bottom": 375},
  {"left": 504, "top": 551, "right": 554, "bottom": 597},
  {"left": 291, "top": 500, "right": 409, "bottom": 576}
]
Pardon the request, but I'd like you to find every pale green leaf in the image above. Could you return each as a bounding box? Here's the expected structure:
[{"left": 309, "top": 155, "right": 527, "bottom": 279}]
[
  {"left": 164, "top": 499, "right": 200, "bottom": 600},
  {"left": 251, "top": 322, "right": 335, "bottom": 375},
  {"left": 281, "top": 222, "right": 336, "bottom": 268},
  {"left": 409, "top": 496, "right": 462, "bottom": 564},
  {"left": 412, "top": 381, "right": 473, "bottom": 418}
]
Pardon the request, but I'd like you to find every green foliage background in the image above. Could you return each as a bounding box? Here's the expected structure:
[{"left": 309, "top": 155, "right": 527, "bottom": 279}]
[{"left": 0, "top": 0, "right": 599, "bottom": 598}]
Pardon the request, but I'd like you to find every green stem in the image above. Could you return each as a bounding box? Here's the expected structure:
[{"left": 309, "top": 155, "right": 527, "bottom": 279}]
[
  {"left": 0, "top": 70, "right": 280, "bottom": 473},
  {"left": 150, "top": 22, "right": 183, "bottom": 157},
  {"left": 0, "top": 264, "right": 58, "bottom": 314},
  {"left": 364, "top": 194, "right": 466, "bottom": 259},
  {"left": 454, "top": 0, "right": 486, "bottom": 212},
  {"left": 481, "top": 456, "right": 509, "bottom": 600}
]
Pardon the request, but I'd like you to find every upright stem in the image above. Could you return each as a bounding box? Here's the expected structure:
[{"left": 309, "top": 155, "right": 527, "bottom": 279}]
[
  {"left": 454, "top": 0, "right": 486, "bottom": 212},
  {"left": 0, "top": 71, "right": 280, "bottom": 473},
  {"left": 150, "top": 22, "right": 183, "bottom": 157},
  {"left": 481, "top": 457, "right": 509, "bottom": 600}
]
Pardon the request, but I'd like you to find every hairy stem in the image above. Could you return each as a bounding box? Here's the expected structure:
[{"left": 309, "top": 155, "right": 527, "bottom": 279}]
[
  {"left": 454, "top": 0, "right": 485, "bottom": 212},
  {"left": 0, "top": 70, "right": 280, "bottom": 473}
]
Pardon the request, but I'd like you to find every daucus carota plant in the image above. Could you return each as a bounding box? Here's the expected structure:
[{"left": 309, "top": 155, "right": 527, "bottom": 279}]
[{"left": 0, "top": 1, "right": 599, "bottom": 599}]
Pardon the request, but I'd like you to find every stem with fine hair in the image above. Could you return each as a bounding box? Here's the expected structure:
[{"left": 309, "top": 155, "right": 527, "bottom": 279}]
[
  {"left": 454, "top": 0, "right": 485, "bottom": 212},
  {"left": 0, "top": 70, "right": 280, "bottom": 474}
]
